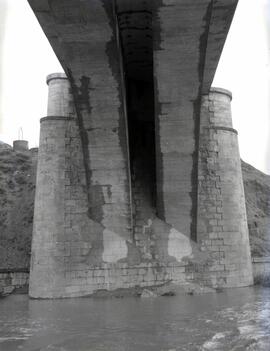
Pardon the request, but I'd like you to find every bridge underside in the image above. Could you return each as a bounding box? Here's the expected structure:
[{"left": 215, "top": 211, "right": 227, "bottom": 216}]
[
  {"left": 28, "top": 0, "right": 237, "bottom": 237},
  {"left": 27, "top": 0, "right": 254, "bottom": 298}
]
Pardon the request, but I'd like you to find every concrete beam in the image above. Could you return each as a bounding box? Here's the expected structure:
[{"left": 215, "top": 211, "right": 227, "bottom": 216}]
[
  {"left": 202, "top": 0, "right": 238, "bottom": 94},
  {"left": 152, "top": 0, "right": 237, "bottom": 238},
  {"left": 28, "top": 0, "right": 133, "bottom": 241},
  {"left": 27, "top": 0, "right": 238, "bottom": 243}
]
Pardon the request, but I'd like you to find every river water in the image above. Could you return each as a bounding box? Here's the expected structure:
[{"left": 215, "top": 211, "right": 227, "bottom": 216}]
[{"left": 0, "top": 287, "right": 270, "bottom": 351}]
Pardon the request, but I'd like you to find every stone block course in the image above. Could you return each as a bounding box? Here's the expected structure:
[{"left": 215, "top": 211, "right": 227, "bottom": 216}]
[
  {"left": 197, "top": 88, "right": 253, "bottom": 288},
  {"left": 26, "top": 68, "right": 254, "bottom": 297}
]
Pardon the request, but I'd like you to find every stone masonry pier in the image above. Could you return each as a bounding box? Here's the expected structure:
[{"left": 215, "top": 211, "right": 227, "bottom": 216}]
[{"left": 28, "top": 0, "right": 253, "bottom": 298}]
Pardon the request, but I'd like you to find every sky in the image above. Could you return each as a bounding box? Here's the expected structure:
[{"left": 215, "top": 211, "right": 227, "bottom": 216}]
[{"left": 0, "top": 0, "right": 269, "bottom": 174}]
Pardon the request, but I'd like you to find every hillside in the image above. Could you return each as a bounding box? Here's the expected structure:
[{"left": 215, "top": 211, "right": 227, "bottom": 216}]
[
  {"left": 242, "top": 160, "right": 270, "bottom": 257},
  {"left": 0, "top": 142, "right": 37, "bottom": 270}
]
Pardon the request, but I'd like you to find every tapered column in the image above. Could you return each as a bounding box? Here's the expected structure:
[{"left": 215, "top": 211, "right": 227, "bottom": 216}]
[
  {"left": 29, "top": 73, "right": 88, "bottom": 298},
  {"left": 197, "top": 88, "right": 253, "bottom": 288}
]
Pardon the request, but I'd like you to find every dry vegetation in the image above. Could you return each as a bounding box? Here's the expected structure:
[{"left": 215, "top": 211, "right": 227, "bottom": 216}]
[
  {"left": 242, "top": 160, "right": 270, "bottom": 257},
  {"left": 0, "top": 142, "right": 37, "bottom": 270}
]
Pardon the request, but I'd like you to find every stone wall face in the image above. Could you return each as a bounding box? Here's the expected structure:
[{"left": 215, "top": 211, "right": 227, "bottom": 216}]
[
  {"left": 29, "top": 73, "right": 201, "bottom": 298},
  {"left": 30, "top": 101, "right": 193, "bottom": 297},
  {"left": 197, "top": 88, "right": 253, "bottom": 288},
  {"left": 30, "top": 74, "right": 91, "bottom": 297},
  {"left": 153, "top": 2, "right": 210, "bottom": 238},
  {"left": 30, "top": 74, "right": 254, "bottom": 297},
  {"left": 26, "top": 0, "right": 246, "bottom": 298},
  {"left": 46, "top": 73, "right": 73, "bottom": 117}
]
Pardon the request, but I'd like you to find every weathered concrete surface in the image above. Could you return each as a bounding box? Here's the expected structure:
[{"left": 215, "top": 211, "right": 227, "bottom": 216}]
[
  {"left": 30, "top": 77, "right": 254, "bottom": 298},
  {"left": 27, "top": 0, "right": 238, "bottom": 241},
  {"left": 30, "top": 74, "right": 91, "bottom": 298},
  {"left": 1, "top": 140, "right": 268, "bottom": 296},
  {"left": 1, "top": 115, "right": 269, "bottom": 298},
  {"left": 29, "top": 74, "right": 210, "bottom": 298},
  {"left": 202, "top": 0, "right": 238, "bottom": 93},
  {"left": 197, "top": 88, "right": 253, "bottom": 288},
  {"left": 26, "top": 0, "right": 245, "bottom": 297},
  {"left": 0, "top": 141, "right": 37, "bottom": 270},
  {"left": 27, "top": 0, "right": 132, "bottom": 249},
  {"left": 153, "top": 0, "right": 238, "bottom": 238}
]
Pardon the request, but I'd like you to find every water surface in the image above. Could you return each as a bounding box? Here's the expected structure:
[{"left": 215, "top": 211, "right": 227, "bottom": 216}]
[{"left": 1, "top": 287, "right": 270, "bottom": 350}]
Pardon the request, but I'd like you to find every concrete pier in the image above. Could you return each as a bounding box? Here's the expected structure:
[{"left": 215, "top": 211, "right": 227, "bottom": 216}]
[
  {"left": 29, "top": 74, "right": 82, "bottom": 297},
  {"left": 26, "top": 0, "right": 254, "bottom": 298},
  {"left": 197, "top": 88, "right": 253, "bottom": 287}
]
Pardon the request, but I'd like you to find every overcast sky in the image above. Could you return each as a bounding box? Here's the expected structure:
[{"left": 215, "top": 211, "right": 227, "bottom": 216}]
[{"left": 0, "top": 0, "right": 269, "bottom": 174}]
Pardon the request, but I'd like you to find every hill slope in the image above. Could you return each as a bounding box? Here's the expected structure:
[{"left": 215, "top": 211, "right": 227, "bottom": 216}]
[
  {"left": 242, "top": 160, "right": 270, "bottom": 257},
  {"left": 0, "top": 142, "right": 37, "bottom": 270}
]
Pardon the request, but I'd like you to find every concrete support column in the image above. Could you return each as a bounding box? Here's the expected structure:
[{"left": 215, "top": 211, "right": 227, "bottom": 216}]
[
  {"left": 29, "top": 73, "right": 79, "bottom": 298},
  {"left": 197, "top": 88, "right": 253, "bottom": 288},
  {"left": 46, "top": 73, "right": 73, "bottom": 117},
  {"left": 30, "top": 69, "right": 131, "bottom": 298},
  {"left": 153, "top": 0, "right": 212, "bottom": 237},
  {"left": 13, "top": 140, "right": 29, "bottom": 152}
]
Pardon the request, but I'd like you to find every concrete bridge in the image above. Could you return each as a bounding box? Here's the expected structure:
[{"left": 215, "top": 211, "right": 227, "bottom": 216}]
[{"left": 28, "top": 0, "right": 253, "bottom": 298}]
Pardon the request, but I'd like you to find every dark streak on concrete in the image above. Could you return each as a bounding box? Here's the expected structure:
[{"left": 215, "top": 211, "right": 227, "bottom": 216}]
[
  {"left": 66, "top": 69, "right": 105, "bottom": 266},
  {"left": 102, "top": 0, "right": 132, "bottom": 239},
  {"left": 152, "top": 0, "right": 163, "bottom": 51},
  {"left": 190, "top": 0, "right": 213, "bottom": 242},
  {"left": 66, "top": 70, "right": 104, "bottom": 222},
  {"left": 152, "top": 0, "right": 165, "bottom": 221},
  {"left": 191, "top": 94, "right": 202, "bottom": 242}
]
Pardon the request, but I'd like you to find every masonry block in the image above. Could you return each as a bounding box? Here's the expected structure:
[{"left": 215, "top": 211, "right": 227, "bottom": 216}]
[{"left": 197, "top": 88, "right": 253, "bottom": 288}]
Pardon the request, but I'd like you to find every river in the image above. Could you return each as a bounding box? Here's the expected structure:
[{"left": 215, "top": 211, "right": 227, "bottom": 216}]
[{"left": 0, "top": 287, "right": 270, "bottom": 350}]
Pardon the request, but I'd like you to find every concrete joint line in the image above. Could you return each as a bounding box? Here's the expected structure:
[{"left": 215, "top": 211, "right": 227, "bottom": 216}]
[
  {"left": 208, "top": 126, "right": 238, "bottom": 135},
  {"left": 40, "top": 116, "right": 75, "bottom": 123}
]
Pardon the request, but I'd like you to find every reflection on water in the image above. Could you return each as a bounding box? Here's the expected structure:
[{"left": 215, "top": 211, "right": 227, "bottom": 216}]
[{"left": 0, "top": 287, "right": 270, "bottom": 351}]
